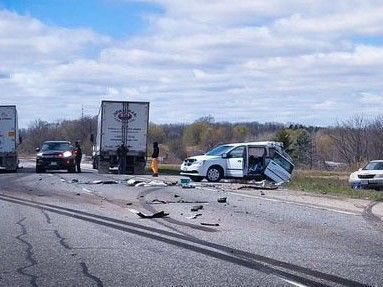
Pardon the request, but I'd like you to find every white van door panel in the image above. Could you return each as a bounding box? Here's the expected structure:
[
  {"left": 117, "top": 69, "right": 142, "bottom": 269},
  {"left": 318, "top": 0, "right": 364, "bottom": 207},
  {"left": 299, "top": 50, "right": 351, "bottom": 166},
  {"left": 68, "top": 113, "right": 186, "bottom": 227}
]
[
  {"left": 264, "top": 160, "right": 291, "bottom": 183},
  {"left": 227, "top": 158, "right": 244, "bottom": 177},
  {"left": 226, "top": 146, "right": 245, "bottom": 178}
]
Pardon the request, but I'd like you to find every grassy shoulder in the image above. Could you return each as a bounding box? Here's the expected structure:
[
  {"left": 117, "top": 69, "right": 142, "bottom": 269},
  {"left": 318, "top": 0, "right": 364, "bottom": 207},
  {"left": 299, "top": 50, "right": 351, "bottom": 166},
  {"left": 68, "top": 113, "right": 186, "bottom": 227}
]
[{"left": 288, "top": 169, "right": 383, "bottom": 201}]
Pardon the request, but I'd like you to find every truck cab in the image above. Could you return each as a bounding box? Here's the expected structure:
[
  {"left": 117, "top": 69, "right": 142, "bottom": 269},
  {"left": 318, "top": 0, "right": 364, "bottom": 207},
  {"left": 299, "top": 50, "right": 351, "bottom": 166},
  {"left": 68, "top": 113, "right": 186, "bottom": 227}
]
[{"left": 180, "top": 141, "right": 294, "bottom": 183}]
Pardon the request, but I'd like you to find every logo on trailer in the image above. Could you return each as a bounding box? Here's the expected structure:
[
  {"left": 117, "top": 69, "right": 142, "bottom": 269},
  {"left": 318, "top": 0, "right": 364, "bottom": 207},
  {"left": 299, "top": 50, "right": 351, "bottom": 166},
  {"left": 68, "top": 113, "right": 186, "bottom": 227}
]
[{"left": 113, "top": 110, "right": 137, "bottom": 123}]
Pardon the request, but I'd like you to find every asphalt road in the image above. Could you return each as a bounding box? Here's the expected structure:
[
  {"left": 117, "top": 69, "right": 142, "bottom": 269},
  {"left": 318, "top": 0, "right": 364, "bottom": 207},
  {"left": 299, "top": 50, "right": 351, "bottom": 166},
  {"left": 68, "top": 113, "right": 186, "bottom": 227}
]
[{"left": 0, "top": 160, "right": 382, "bottom": 287}]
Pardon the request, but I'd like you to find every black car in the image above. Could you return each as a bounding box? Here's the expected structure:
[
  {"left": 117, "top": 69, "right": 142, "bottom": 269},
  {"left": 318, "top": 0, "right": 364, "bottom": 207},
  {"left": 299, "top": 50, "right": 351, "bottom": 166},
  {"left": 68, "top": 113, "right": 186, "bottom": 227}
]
[{"left": 36, "top": 141, "right": 76, "bottom": 173}]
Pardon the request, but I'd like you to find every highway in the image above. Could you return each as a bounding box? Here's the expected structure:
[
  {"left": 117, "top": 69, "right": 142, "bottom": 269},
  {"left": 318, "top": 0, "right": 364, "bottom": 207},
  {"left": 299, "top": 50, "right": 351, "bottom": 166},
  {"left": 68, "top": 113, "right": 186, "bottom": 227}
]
[{"left": 0, "top": 160, "right": 382, "bottom": 286}]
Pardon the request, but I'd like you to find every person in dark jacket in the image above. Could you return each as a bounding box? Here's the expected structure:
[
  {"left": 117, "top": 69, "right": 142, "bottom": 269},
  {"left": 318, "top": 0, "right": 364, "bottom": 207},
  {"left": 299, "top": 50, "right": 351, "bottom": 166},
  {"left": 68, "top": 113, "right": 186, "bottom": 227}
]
[
  {"left": 74, "top": 141, "right": 82, "bottom": 173},
  {"left": 117, "top": 143, "right": 128, "bottom": 174},
  {"left": 150, "top": 142, "right": 159, "bottom": 177}
]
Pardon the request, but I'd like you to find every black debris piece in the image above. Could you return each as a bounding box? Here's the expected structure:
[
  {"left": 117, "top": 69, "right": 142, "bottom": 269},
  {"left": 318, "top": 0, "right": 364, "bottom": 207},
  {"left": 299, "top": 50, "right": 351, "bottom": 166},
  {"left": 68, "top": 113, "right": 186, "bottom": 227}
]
[
  {"left": 126, "top": 202, "right": 132, "bottom": 206},
  {"left": 174, "top": 194, "right": 180, "bottom": 198},
  {"left": 217, "top": 197, "right": 227, "bottom": 203},
  {"left": 135, "top": 210, "right": 169, "bottom": 219},
  {"left": 191, "top": 205, "right": 203, "bottom": 212},
  {"left": 200, "top": 223, "right": 219, "bottom": 226},
  {"left": 76, "top": 193, "right": 80, "bottom": 196},
  {"left": 71, "top": 179, "right": 79, "bottom": 183}
]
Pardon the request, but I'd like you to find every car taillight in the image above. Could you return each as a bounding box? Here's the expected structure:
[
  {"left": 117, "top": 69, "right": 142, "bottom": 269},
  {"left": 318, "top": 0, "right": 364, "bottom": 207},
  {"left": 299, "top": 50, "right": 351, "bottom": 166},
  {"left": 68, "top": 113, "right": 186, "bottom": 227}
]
[{"left": 58, "top": 153, "right": 64, "bottom": 158}]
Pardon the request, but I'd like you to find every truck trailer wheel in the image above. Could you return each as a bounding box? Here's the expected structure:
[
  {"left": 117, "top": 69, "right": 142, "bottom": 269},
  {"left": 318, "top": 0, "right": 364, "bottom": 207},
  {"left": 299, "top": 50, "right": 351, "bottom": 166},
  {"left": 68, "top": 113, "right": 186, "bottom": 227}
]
[{"left": 206, "top": 166, "right": 223, "bottom": 182}]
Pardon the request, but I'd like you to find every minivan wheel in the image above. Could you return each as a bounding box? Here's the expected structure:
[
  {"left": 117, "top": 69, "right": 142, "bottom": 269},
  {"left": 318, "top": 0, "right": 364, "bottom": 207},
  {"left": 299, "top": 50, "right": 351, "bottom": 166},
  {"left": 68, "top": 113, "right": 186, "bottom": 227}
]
[{"left": 206, "top": 166, "right": 222, "bottom": 182}]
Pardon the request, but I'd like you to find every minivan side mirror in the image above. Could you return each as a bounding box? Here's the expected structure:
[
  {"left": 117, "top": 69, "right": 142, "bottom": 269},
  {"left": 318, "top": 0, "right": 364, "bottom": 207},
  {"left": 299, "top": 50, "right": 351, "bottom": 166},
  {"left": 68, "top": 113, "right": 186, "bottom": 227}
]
[
  {"left": 222, "top": 153, "right": 228, "bottom": 158},
  {"left": 35, "top": 147, "right": 40, "bottom": 152}
]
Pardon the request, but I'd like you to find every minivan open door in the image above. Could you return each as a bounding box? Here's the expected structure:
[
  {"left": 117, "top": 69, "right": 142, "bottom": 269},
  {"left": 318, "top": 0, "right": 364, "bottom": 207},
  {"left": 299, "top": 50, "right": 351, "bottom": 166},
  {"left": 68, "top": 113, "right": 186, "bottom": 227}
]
[{"left": 264, "top": 151, "right": 294, "bottom": 183}]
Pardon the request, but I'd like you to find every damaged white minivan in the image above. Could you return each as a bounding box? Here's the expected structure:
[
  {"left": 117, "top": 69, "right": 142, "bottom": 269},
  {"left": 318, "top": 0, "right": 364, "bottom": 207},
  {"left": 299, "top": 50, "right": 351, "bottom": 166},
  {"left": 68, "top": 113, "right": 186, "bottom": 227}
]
[{"left": 180, "top": 141, "right": 294, "bottom": 183}]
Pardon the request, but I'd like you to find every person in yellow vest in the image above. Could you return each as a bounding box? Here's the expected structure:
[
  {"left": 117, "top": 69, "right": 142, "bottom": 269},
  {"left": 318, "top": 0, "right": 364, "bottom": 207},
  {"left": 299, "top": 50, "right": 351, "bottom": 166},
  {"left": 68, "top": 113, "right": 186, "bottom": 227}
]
[{"left": 150, "top": 142, "right": 159, "bottom": 177}]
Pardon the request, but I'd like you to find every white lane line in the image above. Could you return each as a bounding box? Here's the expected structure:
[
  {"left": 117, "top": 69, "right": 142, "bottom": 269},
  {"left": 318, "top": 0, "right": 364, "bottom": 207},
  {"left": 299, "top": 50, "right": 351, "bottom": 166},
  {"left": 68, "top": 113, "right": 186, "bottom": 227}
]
[
  {"left": 278, "top": 277, "right": 309, "bottom": 287},
  {"left": 227, "top": 192, "right": 359, "bottom": 216},
  {"left": 82, "top": 188, "right": 92, "bottom": 193}
]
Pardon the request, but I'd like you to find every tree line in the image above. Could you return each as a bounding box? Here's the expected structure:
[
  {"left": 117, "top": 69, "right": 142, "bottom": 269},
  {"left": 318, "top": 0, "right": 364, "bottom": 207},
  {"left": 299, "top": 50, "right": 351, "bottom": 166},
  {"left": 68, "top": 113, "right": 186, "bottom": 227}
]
[{"left": 19, "top": 115, "right": 383, "bottom": 169}]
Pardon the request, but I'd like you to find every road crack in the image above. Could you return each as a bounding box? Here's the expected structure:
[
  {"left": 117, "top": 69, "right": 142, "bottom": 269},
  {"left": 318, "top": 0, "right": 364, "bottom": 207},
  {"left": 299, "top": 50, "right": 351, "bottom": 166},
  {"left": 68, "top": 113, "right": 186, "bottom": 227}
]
[
  {"left": 41, "top": 208, "right": 51, "bottom": 224},
  {"left": 15, "top": 217, "right": 39, "bottom": 287},
  {"left": 80, "top": 262, "right": 104, "bottom": 287},
  {"left": 53, "top": 230, "right": 71, "bottom": 250}
]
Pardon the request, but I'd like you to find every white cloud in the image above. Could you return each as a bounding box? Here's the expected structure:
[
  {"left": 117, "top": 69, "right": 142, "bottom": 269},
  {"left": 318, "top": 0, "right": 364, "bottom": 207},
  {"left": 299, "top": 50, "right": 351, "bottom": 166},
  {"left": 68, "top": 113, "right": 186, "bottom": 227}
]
[{"left": 1, "top": 1, "right": 383, "bottom": 127}]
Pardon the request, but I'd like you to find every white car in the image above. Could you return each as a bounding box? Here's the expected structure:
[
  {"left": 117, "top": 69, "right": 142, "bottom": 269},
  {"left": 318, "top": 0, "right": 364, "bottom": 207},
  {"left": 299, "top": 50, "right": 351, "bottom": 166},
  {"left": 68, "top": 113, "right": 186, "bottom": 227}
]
[
  {"left": 349, "top": 160, "right": 383, "bottom": 190},
  {"left": 180, "top": 141, "right": 294, "bottom": 183}
]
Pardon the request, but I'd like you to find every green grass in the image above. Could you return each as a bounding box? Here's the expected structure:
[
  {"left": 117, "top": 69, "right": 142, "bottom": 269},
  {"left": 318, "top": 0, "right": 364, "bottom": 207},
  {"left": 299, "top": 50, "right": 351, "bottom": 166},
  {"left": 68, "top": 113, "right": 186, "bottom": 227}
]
[{"left": 287, "top": 169, "right": 383, "bottom": 201}]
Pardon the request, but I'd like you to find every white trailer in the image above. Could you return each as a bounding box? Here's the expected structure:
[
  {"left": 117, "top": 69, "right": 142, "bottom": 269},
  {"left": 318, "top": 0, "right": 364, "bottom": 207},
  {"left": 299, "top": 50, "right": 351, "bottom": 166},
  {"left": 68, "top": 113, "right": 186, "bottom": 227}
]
[
  {"left": 92, "top": 100, "right": 149, "bottom": 174},
  {"left": 0, "top": 105, "right": 20, "bottom": 172}
]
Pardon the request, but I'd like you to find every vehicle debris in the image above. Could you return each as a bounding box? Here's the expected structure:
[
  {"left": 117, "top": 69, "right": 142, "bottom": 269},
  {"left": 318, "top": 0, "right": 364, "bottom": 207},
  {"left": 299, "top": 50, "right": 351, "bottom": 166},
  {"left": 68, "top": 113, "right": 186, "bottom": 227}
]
[
  {"left": 91, "top": 180, "right": 118, "bottom": 185},
  {"left": 134, "top": 180, "right": 168, "bottom": 187},
  {"left": 71, "top": 179, "right": 79, "bottom": 183},
  {"left": 191, "top": 205, "right": 204, "bottom": 212},
  {"left": 188, "top": 213, "right": 202, "bottom": 219},
  {"left": 129, "top": 209, "right": 169, "bottom": 219},
  {"left": 200, "top": 223, "right": 219, "bottom": 226},
  {"left": 217, "top": 197, "right": 227, "bottom": 203},
  {"left": 151, "top": 199, "right": 167, "bottom": 204},
  {"left": 135, "top": 182, "right": 147, "bottom": 187}
]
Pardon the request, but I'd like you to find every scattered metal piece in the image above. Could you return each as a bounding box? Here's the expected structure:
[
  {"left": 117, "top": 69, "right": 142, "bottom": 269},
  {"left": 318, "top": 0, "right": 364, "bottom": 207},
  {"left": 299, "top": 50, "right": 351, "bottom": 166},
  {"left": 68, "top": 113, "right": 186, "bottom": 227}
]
[
  {"left": 151, "top": 199, "right": 167, "bottom": 204},
  {"left": 135, "top": 182, "right": 147, "bottom": 187},
  {"left": 188, "top": 213, "right": 202, "bottom": 219},
  {"left": 217, "top": 197, "right": 227, "bottom": 203},
  {"left": 147, "top": 180, "right": 167, "bottom": 186},
  {"left": 127, "top": 179, "right": 137, "bottom": 186},
  {"left": 191, "top": 205, "right": 203, "bottom": 212}
]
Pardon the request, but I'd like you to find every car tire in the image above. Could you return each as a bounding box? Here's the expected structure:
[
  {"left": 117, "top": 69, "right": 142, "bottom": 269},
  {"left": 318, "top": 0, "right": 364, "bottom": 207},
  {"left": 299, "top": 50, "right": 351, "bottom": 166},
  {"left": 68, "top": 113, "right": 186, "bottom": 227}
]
[
  {"left": 206, "top": 166, "right": 223, "bottom": 182},
  {"left": 190, "top": 176, "right": 203, "bottom": 182},
  {"left": 92, "top": 157, "right": 98, "bottom": 169},
  {"left": 36, "top": 166, "right": 45, "bottom": 173},
  {"left": 68, "top": 167, "right": 76, "bottom": 173}
]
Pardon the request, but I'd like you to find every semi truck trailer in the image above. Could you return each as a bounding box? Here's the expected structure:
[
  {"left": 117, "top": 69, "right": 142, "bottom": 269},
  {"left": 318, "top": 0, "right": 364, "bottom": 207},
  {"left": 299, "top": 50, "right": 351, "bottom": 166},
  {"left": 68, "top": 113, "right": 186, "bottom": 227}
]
[
  {"left": 92, "top": 100, "right": 149, "bottom": 174},
  {"left": 0, "top": 105, "right": 20, "bottom": 172}
]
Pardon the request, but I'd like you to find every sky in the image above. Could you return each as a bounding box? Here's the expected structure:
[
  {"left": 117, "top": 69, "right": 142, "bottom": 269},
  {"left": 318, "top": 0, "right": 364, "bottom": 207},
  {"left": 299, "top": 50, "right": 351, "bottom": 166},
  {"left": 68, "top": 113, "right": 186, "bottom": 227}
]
[{"left": 0, "top": 0, "right": 383, "bottom": 128}]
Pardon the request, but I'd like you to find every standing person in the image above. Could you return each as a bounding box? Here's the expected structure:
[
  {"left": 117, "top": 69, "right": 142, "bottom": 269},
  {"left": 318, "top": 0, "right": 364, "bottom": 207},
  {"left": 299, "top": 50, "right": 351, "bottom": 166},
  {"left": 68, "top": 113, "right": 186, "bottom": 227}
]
[
  {"left": 151, "top": 142, "right": 159, "bottom": 177},
  {"left": 117, "top": 143, "right": 128, "bottom": 174},
  {"left": 74, "top": 141, "right": 82, "bottom": 173}
]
